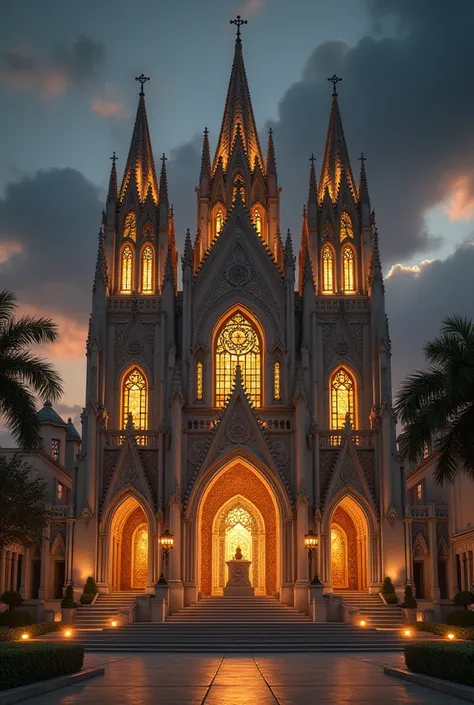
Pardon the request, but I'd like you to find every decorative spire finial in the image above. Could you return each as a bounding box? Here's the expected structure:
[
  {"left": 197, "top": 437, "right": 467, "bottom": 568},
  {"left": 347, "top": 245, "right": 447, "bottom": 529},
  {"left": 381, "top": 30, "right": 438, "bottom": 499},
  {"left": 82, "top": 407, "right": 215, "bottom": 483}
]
[
  {"left": 230, "top": 14, "right": 247, "bottom": 42},
  {"left": 110, "top": 151, "right": 118, "bottom": 167},
  {"left": 359, "top": 152, "right": 366, "bottom": 164},
  {"left": 309, "top": 153, "right": 316, "bottom": 167},
  {"left": 327, "top": 74, "right": 342, "bottom": 96},
  {"left": 135, "top": 73, "right": 150, "bottom": 96}
]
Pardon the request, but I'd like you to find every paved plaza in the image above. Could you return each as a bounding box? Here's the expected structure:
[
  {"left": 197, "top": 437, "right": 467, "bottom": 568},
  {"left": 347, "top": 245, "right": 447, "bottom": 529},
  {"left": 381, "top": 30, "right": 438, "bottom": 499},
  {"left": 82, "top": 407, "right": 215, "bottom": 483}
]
[{"left": 22, "top": 652, "right": 471, "bottom": 704}]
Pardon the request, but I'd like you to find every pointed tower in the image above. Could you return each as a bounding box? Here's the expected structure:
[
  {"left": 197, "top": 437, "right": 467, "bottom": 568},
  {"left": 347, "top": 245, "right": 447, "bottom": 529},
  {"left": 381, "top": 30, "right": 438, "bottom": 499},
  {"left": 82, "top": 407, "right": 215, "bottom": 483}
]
[
  {"left": 298, "top": 205, "right": 309, "bottom": 295},
  {"left": 195, "top": 18, "right": 280, "bottom": 257}
]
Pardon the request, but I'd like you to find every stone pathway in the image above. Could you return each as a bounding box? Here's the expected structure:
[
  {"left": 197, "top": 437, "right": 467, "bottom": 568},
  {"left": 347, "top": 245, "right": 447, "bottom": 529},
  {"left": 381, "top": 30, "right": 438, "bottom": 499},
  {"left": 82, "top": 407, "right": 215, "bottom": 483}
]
[{"left": 21, "top": 652, "right": 471, "bottom": 704}]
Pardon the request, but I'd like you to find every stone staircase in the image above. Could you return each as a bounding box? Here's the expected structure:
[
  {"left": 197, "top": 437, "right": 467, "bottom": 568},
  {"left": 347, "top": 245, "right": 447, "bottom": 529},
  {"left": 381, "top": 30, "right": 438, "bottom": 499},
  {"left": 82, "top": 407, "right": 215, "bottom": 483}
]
[
  {"left": 339, "top": 591, "right": 404, "bottom": 629},
  {"left": 73, "top": 591, "right": 140, "bottom": 629},
  {"left": 167, "top": 596, "right": 311, "bottom": 622}
]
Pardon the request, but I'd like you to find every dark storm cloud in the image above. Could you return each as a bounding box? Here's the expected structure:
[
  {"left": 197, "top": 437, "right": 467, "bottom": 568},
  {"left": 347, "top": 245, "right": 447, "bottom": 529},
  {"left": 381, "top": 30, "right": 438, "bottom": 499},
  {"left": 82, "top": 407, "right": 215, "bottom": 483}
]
[
  {"left": 386, "top": 242, "right": 474, "bottom": 395},
  {"left": 0, "top": 168, "right": 101, "bottom": 321},
  {"left": 0, "top": 36, "right": 105, "bottom": 97},
  {"left": 168, "top": 136, "right": 202, "bottom": 239}
]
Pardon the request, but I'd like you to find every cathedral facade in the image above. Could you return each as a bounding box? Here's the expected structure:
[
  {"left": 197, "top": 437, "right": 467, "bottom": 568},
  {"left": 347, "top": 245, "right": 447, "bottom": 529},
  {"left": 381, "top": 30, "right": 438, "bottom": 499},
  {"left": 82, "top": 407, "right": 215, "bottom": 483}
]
[{"left": 72, "top": 30, "right": 407, "bottom": 612}]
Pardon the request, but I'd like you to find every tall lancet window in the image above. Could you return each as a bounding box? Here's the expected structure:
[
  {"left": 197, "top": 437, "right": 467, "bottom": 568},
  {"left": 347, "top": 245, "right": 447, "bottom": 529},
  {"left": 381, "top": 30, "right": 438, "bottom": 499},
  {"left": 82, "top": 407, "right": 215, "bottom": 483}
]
[
  {"left": 215, "top": 311, "right": 261, "bottom": 407},
  {"left": 330, "top": 367, "right": 356, "bottom": 430},
  {"left": 322, "top": 245, "right": 335, "bottom": 293},
  {"left": 215, "top": 209, "right": 224, "bottom": 238},
  {"left": 232, "top": 175, "right": 246, "bottom": 204},
  {"left": 273, "top": 361, "right": 281, "bottom": 401},
  {"left": 121, "top": 245, "right": 133, "bottom": 292},
  {"left": 141, "top": 245, "right": 154, "bottom": 293},
  {"left": 254, "top": 210, "right": 262, "bottom": 237},
  {"left": 196, "top": 361, "right": 204, "bottom": 401},
  {"left": 124, "top": 211, "right": 137, "bottom": 241},
  {"left": 343, "top": 245, "right": 355, "bottom": 292},
  {"left": 122, "top": 367, "right": 148, "bottom": 430},
  {"left": 340, "top": 211, "right": 354, "bottom": 241}
]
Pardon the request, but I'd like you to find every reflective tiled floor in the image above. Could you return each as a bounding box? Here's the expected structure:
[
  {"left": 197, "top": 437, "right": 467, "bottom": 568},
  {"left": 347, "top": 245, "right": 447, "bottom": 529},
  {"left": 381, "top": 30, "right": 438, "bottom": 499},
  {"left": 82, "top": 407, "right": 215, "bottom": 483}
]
[{"left": 22, "top": 652, "right": 472, "bottom": 704}]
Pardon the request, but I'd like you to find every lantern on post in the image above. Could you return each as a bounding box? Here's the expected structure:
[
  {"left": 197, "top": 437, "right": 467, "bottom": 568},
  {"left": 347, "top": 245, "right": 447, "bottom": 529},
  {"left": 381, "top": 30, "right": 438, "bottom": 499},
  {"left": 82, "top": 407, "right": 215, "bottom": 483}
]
[
  {"left": 159, "top": 529, "right": 174, "bottom": 580},
  {"left": 304, "top": 529, "right": 320, "bottom": 583}
]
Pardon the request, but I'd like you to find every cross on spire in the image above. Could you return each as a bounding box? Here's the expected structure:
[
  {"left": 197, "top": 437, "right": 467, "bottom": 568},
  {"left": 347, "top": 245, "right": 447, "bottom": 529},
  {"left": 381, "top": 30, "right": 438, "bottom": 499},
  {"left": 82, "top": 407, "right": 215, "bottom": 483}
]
[
  {"left": 161, "top": 153, "right": 167, "bottom": 167},
  {"left": 135, "top": 73, "right": 150, "bottom": 95},
  {"left": 327, "top": 74, "right": 342, "bottom": 96},
  {"left": 110, "top": 151, "right": 118, "bottom": 167},
  {"left": 309, "top": 153, "right": 316, "bottom": 167},
  {"left": 230, "top": 14, "right": 247, "bottom": 42},
  {"left": 359, "top": 152, "right": 366, "bottom": 163}
]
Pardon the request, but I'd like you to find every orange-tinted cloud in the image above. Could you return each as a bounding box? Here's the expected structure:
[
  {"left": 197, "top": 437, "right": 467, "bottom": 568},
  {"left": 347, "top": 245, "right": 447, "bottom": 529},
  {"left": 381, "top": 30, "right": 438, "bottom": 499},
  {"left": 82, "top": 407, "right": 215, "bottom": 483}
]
[
  {"left": 16, "top": 302, "right": 87, "bottom": 362},
  {"left": 386, "top": 260, "right": 435, "bottom": 279},
  {"left": 90, "top": 90, "right": 129, "bottom": 119},
  {"left": 443, "top": 176, "right": 474, "bottom": 222},
  {"left": 238, "top": 0, "right": 265, "bottom": 17},
  {"left": 0, "top": 239, "right": 22, "bottom": 263}
]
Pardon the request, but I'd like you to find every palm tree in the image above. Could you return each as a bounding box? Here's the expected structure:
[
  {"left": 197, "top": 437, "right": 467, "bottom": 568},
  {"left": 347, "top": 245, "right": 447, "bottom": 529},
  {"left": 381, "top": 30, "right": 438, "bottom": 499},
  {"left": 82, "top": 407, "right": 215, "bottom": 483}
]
[
  {"left": 395, "top": 315, "right": 474, "bottom": 485},
  {"left": 0, "top": 290, "right": 63, "bottom": 450}
]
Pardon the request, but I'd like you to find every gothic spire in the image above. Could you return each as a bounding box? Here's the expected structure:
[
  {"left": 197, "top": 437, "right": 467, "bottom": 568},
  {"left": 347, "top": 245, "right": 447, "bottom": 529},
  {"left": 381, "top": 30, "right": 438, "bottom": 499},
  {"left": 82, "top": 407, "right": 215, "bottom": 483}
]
[
  {"left": 163, "top": 243, "right": 175, "bottom": 290},
  {"left": 298, "top": 205, "right": 309, "bottom": 294},
  {"left": 358, "top": 152, "right": 370, "bottom": 207},
  {"left": 266, "top": 128, "right": 277, "bottom": 176},
  {"left": 159, "top": 153, "right": 169, "bottom": 205},
  {"left": 200, "top": 127, "right": 211, "bottom": 179},
  {"left": 182, "top": 228, "right": 193, "bottom": 268},
  {"left": 212, "top": 31, "right": 264, "bottom": 173},
  {"left": 93, "top": 228, "right": 108, "bottom": 292},
  {"left": 107, "top": 152, "right": 118, "bottom": 202},
  {"left": 308, "top": 153, "right": 317, "bottom": 206},
  {"left": 369, "top": 220, "right": 384, "bottom": 293},
  {"left": 318, "top": 76, "right": 356, "bottom": 202},
  {"left": 119, "top": 77, "right": 159, "bottom": 203},
  {"left": 284, "top": 229, "right": 295, "bottom": 268}
]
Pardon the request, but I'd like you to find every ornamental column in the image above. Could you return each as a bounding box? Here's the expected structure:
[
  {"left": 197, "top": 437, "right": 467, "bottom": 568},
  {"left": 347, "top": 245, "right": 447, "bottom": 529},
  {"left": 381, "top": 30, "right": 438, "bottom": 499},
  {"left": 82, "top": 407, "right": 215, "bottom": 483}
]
[
  {"left": 0, "top": 550, "right": 7, "bottom": 594},
  {"left": 168, "top": 367, "right": 184, "bottom": 612},
  {"left": 294, "top": 494, "right": 309, "bottom": 613},
  {"left": 427, "top": 515, "right": 440, "bottom": 600},
  {"left": 11, "top": 553, "right": 19, "bottom": 592},
  {"left": 19, "top": 549, "right": 31, "bottom": 599}
]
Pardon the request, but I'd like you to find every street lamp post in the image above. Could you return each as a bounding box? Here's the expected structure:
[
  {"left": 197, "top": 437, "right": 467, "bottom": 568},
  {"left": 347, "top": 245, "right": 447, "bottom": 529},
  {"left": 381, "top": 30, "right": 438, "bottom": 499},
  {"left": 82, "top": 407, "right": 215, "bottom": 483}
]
[
  {"left": 158, "top": 529, "right": 174, "bottom": 582},
  {"left": 304, "top": 529, "right": 321, "bottom": 584}
]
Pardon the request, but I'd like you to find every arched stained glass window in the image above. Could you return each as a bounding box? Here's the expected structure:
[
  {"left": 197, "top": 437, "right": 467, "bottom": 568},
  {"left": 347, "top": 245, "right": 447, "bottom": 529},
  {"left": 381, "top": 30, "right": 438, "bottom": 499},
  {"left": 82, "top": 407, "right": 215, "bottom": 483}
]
[
  {"left": 141, "top": 245, "right": 153, "bottom": 292},
  {"left": 232, "top": 175, "right": 246, "bottom": 204},
  {"left": 122, "top": 367, "right": 148, "bottom": 430},
  {"left": 330, "top": 367, "right": 356, "bottom": 430},
  {"left": 254, "top": 210, "right": 262, "bottom": 237},
  {"left": 143, "top": 222, "right": 153, "bottom": 239},
  {"left": 124, "top": 211, "right": 137, "bottom": 241},
  {"left": 215, "top": 312, "right": 261, "bottom": 407},
  {"left": 196, "top": 361, "right": 203, "bottom": 401},
  {"left": 340, "top": 211, "right": 354, "bottom": 240},
  {"left": 322, "top": 245, "right": 334, "bottom": 293},
  {"left": 343, "top": 245, "right": 355, "bottom": 292},
  {"left": 273, "top": 361, "right": 281, "bottom": 400},
  {"left": 215, "top": 209, "right": 224, "bottom": 238},
  {"left": 121, "top": 245, "right": 133, "bottom": 292}
]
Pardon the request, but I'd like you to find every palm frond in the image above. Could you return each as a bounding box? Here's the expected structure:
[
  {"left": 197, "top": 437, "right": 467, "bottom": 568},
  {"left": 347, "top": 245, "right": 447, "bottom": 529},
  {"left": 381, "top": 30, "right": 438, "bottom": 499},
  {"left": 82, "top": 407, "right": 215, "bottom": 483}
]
[
  {"left": 0, "top": 317, "right": 59, "bottom": 353},
  {"left": 394, "top": 367, "right": 445, "bottom": 424},
  {"left": 1, "top": 353, "right": 63, "bottom": 400},
  {"left": 0, "top": 290, "right": 16, "bottom": 325},
  {"left": 0, "top": 376, "right": 43, "bottom": 450},
  {"left": 423, "top": 333, "right": 464, "bottom": 367},
  {"left": 441, "top": 315, "right": 474, "bottom": 347}
]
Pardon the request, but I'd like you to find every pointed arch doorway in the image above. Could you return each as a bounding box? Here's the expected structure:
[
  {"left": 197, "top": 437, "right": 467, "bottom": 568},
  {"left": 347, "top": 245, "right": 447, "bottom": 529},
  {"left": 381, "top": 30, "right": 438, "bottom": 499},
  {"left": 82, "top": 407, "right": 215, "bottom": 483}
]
[
  {"left": 330, "top": 495, "right": 369, "bottom": 590},
  {"left": 108, "top": 496, "right": 149, "bottom": 591}
]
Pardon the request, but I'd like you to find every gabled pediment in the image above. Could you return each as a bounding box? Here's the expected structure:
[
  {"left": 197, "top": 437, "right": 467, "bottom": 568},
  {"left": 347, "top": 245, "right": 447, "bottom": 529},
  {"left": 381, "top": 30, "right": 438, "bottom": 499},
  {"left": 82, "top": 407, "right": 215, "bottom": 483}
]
[
  {"left": 323, "top": 436, "right": 377, "bottom": 512},
  {"left": 323, "top": 311, "right": 362, "bottom": 370},
  {"left": 115, "top": 316, "right": 154, "bottom": 370},
  {"left": 102, "top": 435, "right": 155, "bottom": 512}
]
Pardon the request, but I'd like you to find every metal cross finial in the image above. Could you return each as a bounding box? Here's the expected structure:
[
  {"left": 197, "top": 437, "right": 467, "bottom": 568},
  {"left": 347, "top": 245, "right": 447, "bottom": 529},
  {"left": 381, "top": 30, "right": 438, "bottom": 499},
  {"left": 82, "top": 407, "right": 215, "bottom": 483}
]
[
  {"left": 135, "top": 74, "right": 150, "bottom": 95},
  {"left": 110, "top": 151, "right": 118, "bottom": 167},
  {"left": 230, "top": 15, "right": 247, "bottom": 42},
  {"left": 309, "top": 153, "right": 316, "bottom": 167},
  {"left": 359, "top": 152, "right": 366, "bottom": 163},
  {"left": 161, "top": 153, "right": 167, "bottom": 168},
  {"left": 327, "top": 74, "right": 342, "bottom": 96}
]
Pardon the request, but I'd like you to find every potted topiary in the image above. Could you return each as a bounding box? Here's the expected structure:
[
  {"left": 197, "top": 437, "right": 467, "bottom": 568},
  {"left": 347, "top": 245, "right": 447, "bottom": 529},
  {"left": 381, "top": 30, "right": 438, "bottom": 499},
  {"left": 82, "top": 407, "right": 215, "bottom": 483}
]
[
  {"left": 0, "top": 590, "right": 23, "bottom": 611},
  {"left": 400, "top": 584, "right": 417, "bottom": 622},
  {"left": 452, "top": 590, "right": 474, "bottom": 610},
  {"left": 381, "top": 577, "right": 399, "bottom": 604},
  {"left": 61, "top": 585, "right": 78, "bottom": 623},
  {"left": 80, "top": 576, "right": 98, "bottom": 605}
]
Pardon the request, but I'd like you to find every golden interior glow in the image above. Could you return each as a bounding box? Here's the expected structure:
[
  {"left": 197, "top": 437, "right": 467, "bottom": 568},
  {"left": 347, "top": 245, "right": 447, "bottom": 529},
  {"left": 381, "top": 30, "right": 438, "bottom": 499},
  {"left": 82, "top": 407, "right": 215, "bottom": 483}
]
[
  {"left": 143, "top": 222, "right": 153, "bottom": 238},
  {"left": 141, "top": 244, "right": 153, "bottom": 292},
  {"left": 322, "top": 245, "right": 334, "bottom": 293},
  {"left": 331, "top": 367, "right": 355, "bottom": 430},
  {"left": 132, "top": 523, "right": 148, "bottom": 588},
  {"left": 196, "top": 361, "right": 204, "bottom": 401},
  {"left": 232, "top": 175, "right": 245, "bottom": 204},
  {"left": 21, "top": 633, "right": 29, "bottom": 640},
  {"left": 121, "top": 245, "right": 133, "bottom": 292},
  {"left": 215, "top": 209, "right": 224, "bottom": 239},
  {"left": 340, "top": 211, "right": 354, "bottom": 240},
  {"left": 254, "top": 209, "right": 262, "bottom": 237},
  {"left": 273, "top": 361, "right": 281, "bottom": 400},
  {"left": 225, "top": 506, "right": 252, "bottom": 568},
  {"left": 215, "top": 311, "right": 261, "bottom": 407},
  {"left": 343, "top": 245, "right": 355, "bottom": 292},
  {"left": 122, "top": 367, "right": 148, "bottom": 430},
  {"left": 331, "top": 525, "right": 348, "bottom": 588},
  {"left": 124, "top": 211, "right": 137, "bottom": 241}
]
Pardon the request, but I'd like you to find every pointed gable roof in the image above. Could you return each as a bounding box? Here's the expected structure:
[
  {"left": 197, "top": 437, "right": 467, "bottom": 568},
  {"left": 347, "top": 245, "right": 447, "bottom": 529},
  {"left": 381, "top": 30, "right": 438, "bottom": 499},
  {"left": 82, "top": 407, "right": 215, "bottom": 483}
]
[
  {"left": 119, "top": 86, "right": 159, "bottom": 204},
  {"left": 318, "top": 83, "right": 356, "bottom": 202},
  {"left": 212, "top": 37, "right": 264, "bottom": 173}
]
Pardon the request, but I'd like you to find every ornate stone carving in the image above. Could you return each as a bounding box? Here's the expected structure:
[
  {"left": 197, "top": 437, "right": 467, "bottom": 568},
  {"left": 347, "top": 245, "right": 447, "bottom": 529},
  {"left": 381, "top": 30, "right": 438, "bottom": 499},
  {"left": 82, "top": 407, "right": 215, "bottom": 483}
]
[
  {"left": 226, "top": 263, "right": 251, "bottom": 287},
  {"left": 225, "top": 417, "right": 251, "bottom": 444},
  {"left": 340, "top": 457, "right": 356, "bottom": 484}
]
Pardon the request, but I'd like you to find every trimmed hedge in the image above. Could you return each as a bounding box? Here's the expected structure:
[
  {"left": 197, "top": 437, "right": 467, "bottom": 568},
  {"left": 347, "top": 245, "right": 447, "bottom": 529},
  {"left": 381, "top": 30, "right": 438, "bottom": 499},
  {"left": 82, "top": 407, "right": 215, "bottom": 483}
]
[
  {"left": 0, "top": 622, "right": 63, "bottom": 643},
  {"left": 0, "top": 642, "right": 84, "bottom": 691},
  {"left": 445, "top": 610, "right": 474, "bottom": 627},
  {"left": 405, "top": 641, "right": 474, "bottom": 687},
  {"left": 0, "top": 610, "right": 33, "bottom": 627},
  {"left": 413, "top": 621, "right": 474, "bottom": 641}
]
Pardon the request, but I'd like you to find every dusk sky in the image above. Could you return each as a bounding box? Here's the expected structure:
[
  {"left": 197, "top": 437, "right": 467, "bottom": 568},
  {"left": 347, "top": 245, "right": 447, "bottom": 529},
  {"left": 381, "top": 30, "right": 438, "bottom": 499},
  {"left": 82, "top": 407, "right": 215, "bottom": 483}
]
[{"left": 1, "top": 0, "right": 474, "bottom": 442}]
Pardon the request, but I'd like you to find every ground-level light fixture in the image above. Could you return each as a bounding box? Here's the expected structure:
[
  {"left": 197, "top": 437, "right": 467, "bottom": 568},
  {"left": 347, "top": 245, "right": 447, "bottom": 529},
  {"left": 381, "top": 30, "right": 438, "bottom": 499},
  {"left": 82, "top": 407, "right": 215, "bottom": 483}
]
[
  {"left": 21, "top": 633, "right": 29, "bottom": 640},
  {"left": 304, "top": 530, "right": 320, "bottom": 583},
  {"left": 111, "top": 620, "right": 118, "bottom": 628},
  {"left": 447, "top": 632, "right": 455, "bottom": 640},
  {"left": 403, "top": 629, "right": 412, "bottom": 637},
  {"left": 359, "top": 619, "right": 367, "bottom": 627},
  {"left": 64, "top": 629, "right": 72, "bottom": 637}
]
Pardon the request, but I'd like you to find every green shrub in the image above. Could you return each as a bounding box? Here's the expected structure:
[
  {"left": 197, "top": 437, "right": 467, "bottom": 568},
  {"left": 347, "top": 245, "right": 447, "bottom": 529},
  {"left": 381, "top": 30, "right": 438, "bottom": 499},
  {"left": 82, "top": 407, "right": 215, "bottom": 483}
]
[
  {"left": 0, "top": 591, "right": 23, "bottom": 611},
  {"left": 400, "top": 584, "right": 417, "bottom": 609},
  {"left": 445, "top": 610, "right": 474, "bottom": 627},
  {"left": 0, "top": 622, "right": 63, "bottom": 643},
  {"left": 79, "top": 593, "right": 94, "bottom": 605},
  {"left": 61, "top": 585, "right": 77, "bottom": 609},
  {"left": 79, "top": 577, "right": 97, "bottom": 605},
  {"left": 413, "top": 621, "right": 474, "bottom": 641},
  {"left": 0, "top": 610, "right": 33, "bottom": 628},
  {"left": 385, "top": 593, "right": 399, "bottom": 604},
  {"left": 0, "top": 642, "right": 84, "bottom": 690},
  {"left": 405, "top": 641, "right": 474, "bottom": 687},
  {"left": 381, "top": 577, "right": 398, "bottom": 603},
  {"left": 452, "top": 590, "right": 474, "bottom": 610}
]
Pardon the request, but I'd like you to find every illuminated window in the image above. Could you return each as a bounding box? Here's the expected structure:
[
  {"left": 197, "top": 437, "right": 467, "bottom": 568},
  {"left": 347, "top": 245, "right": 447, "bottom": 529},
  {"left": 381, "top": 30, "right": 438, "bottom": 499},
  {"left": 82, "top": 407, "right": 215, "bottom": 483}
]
[
  {"left": 141, "top": 245, "right": 153, "bottom": 292},
  {"left": 322, "top": 246, "right": 334, "bottom": 293},
  {"left": 57, "top": 482, "right": 64, "bottom": 500},
  {"left": 423, "top": 441, "right": 429, "bottom": 459},
  {"left": 124, "top": 211, "right": 137, "bottom": 241},
  {"left": 215, "top": 209, "right": 224, "bottom": 238},
  {"left": 122, "top": 367, "right": 148, "bottom": 430},
  {"left": 121, "top": 245, "right": 133, "bottom": 292},
  {"left": 215, "top": 311, "right": 261, "bottom": 407},
  {"left": 343, "top": 245, "right": 355, "bottom": 292},
  {"left": 340, "top": 211, "right": 354, "bottom": 240},
  {"left": 254, "top": 210, "right": 262, "bottom": 237},
  {"left": 196, "top": 361, "right": 203, "bottom": 401},
  {"left": 330, "top": 367, "right": 356, "bottom": 430},
  {"left": 273, "top": 361, "right": 281, "bottom": 400},
  {"left": 51, "top": 438, "right": 60, "bottom": 462},
  {"left": 232, "top": 175, "right": 245, "bottom": 204},
  {"left": 143, "top": 222, "right": 153, "bottom": 239},
  {"left": 416, "top": 483, "right": 423, "bottom": 501}
]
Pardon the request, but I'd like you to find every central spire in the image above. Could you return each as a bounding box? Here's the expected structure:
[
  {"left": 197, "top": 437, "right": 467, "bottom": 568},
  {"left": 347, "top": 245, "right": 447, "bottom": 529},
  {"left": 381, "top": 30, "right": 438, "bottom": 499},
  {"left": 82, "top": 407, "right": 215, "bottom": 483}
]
[{"left": 212, "top": 18, "right": 264, "bottom": 173}]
